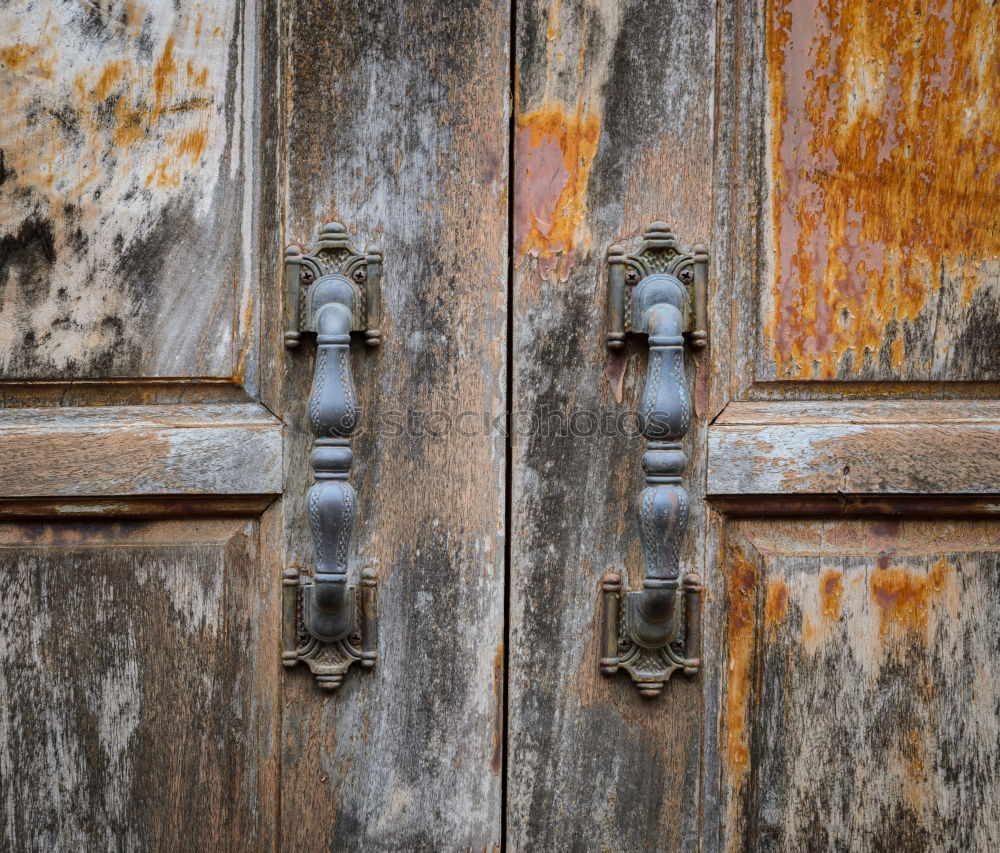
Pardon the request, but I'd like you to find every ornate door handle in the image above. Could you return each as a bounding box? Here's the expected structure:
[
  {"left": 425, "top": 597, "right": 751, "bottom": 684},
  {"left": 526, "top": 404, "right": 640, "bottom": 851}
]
[
  {"left": 600, "top": 224, "right": 707, "bottom": 698},
  {"left": 281, "top": 223, "right": 381, "bottom": 691}
]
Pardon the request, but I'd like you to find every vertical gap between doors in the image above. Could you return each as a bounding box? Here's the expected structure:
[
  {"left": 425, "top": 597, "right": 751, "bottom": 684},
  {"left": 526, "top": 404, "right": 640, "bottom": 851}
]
[{"left": 501, "top": 0, "right": 516, "bottom": 849}]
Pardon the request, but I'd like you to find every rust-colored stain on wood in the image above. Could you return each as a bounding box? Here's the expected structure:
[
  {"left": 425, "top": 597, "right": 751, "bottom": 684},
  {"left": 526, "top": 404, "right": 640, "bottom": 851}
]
[
  {"left": 514, "top": 104, "right": 599, "bottom": 282},
  {"left": 764, "top": 577, "right": 788, "bottom": 631},
  {"left": 870, "top": 556, "right": 949, "bottom": 634},
  {"left": 766, "top": 0, "right": 1000, "bottom": 378},
  {"left": 819, "top": 568, "right": 843, "bottom": 621},
  {"left": 0, "top": 0, "right": 238, "bottom": 378},
  {"left": 725, "top": 545, "right": 758, "bottom": 783},
  {"left": 491, "top": 643, "right": 504, "bottom": 776}
]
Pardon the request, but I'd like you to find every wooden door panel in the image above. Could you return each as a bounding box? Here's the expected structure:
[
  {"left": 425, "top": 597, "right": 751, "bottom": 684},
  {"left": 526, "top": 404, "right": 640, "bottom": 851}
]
[
  {"left": 713, "top": 0, "right": 1000, "bottom": 407},
  {"left": 0, "top": 1, "right": 284, "bottom": 848},
  {"left": 0, "top": 404, "right": 281, "bottom": 497},
  {"left": 0, "top": 518, "right": 279, "bottom": 852},
  {"left": 720, "top": 519, "right": 1000, "bottom": 852},
  {"left": 759, "top": 0, "right": 1000, "bottom": 382},
  {"left": 0, "top": 0, "right": 261, "bottom": 384},
  {"left": 709, "top": 401, "right": 1000, "bottom": 496},
  {"left": 705, "top": 1, "right": 1000, "bottom": 850}
]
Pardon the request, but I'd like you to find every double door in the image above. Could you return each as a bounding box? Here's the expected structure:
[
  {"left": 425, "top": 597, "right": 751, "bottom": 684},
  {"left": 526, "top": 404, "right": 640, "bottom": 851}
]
[{"left": 2, "top": 0, "right": 998, "bottom": 850}]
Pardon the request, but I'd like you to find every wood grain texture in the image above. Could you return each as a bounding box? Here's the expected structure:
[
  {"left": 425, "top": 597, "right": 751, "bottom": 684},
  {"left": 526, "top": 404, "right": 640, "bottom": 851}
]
[
  {"left": 716, "top": 400, "right": 1000, "bottom": 425},
  {"left": 719, "top": 519, "right": 1000, "bottom": 853},
  {"left": 0, "top": 404, "right": 281, "bottom": 497},
  {"left": 708, "top": 422, "right": 1000, "bottom": 495},
  {"left": 279, "top": 2, "right": 509, "bottom": 849},
  {"left": 0, "top": 0, "right": 262, "bottom": 387},
  {"left": 0, "top": 518, "right": 277, "bottom": 852},
  {"left": 508, "top": 1, "right": 715, "bottom": 849},
  {"left": 761, "top": 0, "right": 1000, "bottom": 381}
]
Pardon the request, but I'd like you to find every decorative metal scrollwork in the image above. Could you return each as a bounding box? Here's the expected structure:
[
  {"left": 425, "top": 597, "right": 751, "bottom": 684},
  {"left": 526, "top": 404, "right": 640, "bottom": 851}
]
[
  {"left": 281, "top": 223, "right": 381, "bottom": 690},
  {"left": 600, "top": 223, "right": 707, "bottom": 698}
]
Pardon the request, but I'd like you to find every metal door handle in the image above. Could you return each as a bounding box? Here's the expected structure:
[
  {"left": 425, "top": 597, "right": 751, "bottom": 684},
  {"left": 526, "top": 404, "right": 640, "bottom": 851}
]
[
  {"left": 281, "top": 223, "right": 381, "bottom": 691},
  {"left": 600, "top": 224, "right": 707, "bottom": 698}
]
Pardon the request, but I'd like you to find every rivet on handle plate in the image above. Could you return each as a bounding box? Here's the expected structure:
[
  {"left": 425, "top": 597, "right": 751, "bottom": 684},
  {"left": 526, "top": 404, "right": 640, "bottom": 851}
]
[
  {"left": 281, "top": 222, "right": 381, "bottom": 691},
  {"left": 600, "top": 223, "right": 706, "bottom": 698}
]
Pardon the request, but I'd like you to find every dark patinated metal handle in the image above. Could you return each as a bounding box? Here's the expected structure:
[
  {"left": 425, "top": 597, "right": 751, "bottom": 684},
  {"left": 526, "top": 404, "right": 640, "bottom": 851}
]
[
  {"left": 600, "top": 225, "right": 707, "bottom": 698},
  {"left": 281, "top": 223, "right": 381, "bottom": 691}
]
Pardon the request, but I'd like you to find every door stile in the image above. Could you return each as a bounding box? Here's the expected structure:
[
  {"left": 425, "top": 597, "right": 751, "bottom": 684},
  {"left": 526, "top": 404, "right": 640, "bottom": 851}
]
[{"left": 276, "top": 3, "right": 511, "bottom": 849}]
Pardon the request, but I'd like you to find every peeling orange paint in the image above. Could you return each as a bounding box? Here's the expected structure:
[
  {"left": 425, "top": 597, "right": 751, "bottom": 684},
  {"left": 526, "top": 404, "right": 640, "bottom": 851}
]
[
  {"left": 819, "top": 568, "right": 843, "bottom": 621},
  {"left": 152, "top": 35, "right": 177, "bottom": 123},
  {"left": 764, "top": 578, "right": 788, "bottom": 631},
  {"left": 94, "top": 61, "right": 125, "bottom": 100},
  {"left": 176, "top": 127, "right": 209, "bottom": 163},
  {"left": 766, "top": 0, "right": 1000, "bottom": 378},
  {"left": 514, "top": 104, "right": 599, "bottom": 282},
  {"left": 725, "top": 547, "right": 758, "bottom": 785},
  {"left": 0, "top": 43, "right": 33, "bottom": 70},
  {"left": 870, "top": 557, "right": 949, "bottom": 635}
]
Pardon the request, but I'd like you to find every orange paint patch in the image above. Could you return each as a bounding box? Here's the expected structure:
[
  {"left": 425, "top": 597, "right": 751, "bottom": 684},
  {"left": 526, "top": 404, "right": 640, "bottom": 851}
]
[
  {"left": 514, "top": 104, "right": 599, "bottom": 282},
  {"left": 176, "top": 127, "right": 208, "bottom": 163},
  {"left": 0, "top": 43, "right": 32, "bottom": 70},
  {"left": 725, "top": 548, "right": 758, "bottom": 784},
  {"left": 94, "top": 62, "right": 125, "bottom": 100},
  {"left": 764, "top": 578, "right": 788, "bottom": 631},
  {"left": 870, "top": 557, "right": 949, "bottom": 635},
  {"left": 819, "top": 568, "right": 843, "bottom": 621},
  {"left": 766, "top": 0, "right": 1000, "bottom": 377}
]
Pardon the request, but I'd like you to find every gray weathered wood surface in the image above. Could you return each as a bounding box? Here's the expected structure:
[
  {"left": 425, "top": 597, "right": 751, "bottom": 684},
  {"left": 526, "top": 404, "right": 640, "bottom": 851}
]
[
  {"left": 0, "top": 0, "right": 264, "bottom": 388},
  {"left": 708, "top": 423, "right": 1000, "bottom": 495},
  {"left": 0, "top": 518, "right": 278, "bottom": 852},
  {"left": 719, "top": 519, "right": 1000, "bottom": 853},
  {"left": 0, "top": 404, "right": 281, "bottom": 497},
  {"left": 0, "top": 2, "right": 284, "bottom": 850},
  {"left": 507, "top": 1, "right": 715, "bottom": 849},
  {"left": 278, "top": 1, "right": 509, "bottom": 849}
]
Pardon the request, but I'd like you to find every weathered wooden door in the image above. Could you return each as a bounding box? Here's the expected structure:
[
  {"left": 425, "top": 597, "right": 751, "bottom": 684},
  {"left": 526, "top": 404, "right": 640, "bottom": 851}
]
[
  {"left": 3, "top": 0, "right": 998, "bottom": 851},
  {"left": 507, "top": 1, "right": 1000, "bottom": 851}
]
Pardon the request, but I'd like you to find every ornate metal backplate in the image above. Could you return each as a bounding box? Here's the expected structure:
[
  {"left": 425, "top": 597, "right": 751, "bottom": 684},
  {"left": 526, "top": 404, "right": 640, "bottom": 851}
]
[
  {"left": 600, "top": 572, "right": 702, "bottom": 698},
  {"left": 605, "top": 221, "right": 708, "bottom": 351},
  {"left": 284, "top": 221, "right": 382, "bottom": 348},
  {"left": 281, "top": 568, "right": 377, "bottom": 691}
]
